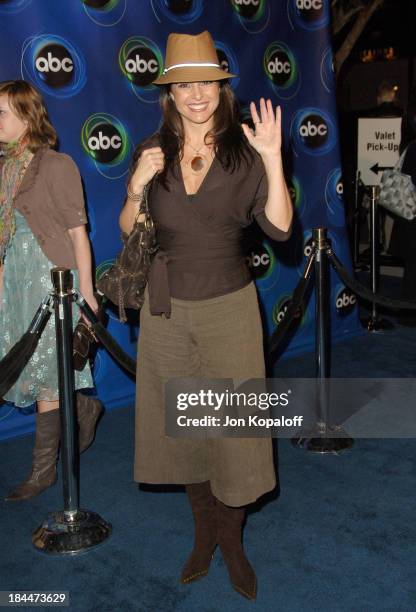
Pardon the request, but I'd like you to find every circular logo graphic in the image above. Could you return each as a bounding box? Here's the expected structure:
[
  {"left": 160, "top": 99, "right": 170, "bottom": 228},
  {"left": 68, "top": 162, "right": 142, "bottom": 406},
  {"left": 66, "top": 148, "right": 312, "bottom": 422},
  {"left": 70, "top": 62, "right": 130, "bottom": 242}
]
[
  {"left": 320, "top": 46, "right": 335, "bottom": 93},
  {"left": 21, "top": 35, "right": 86, "bottom": 98},
  {"left": 119, "top": 37, "right": 163, "bottom": 102},
  {"left": 34, "top": 43, "right": 74, "bottom": 88},
  {"left": 287, "top": 175, "right": 306, "bottom": 218},
  {"left": 290, "top": 107, "right": 336, "bottom": 156},
  {"left": 288, "top": 0, "right": 329, "bottom": 31},
  {"left": 230, "top": 0, "right": 270, "bottom": 33},
  {"left": 82, "top": 0, "right": 127, "bottom": 25},
  {"left": 334, "top": 285, "right": 357, "bottom": 316},
  {"left": 82, "top": 0, "right": 127, "bottom": 27},
  {"left": 0, "top": 0, "right": 32, "bottom": 14},
  {"left": 150, "top": 0, "right": 203, "bottom": 23},
  {"left": 83, "top": 0, "right": 117, "bottom": 7},
  {"left": 263, "top": 42, "right": 300, "bottom": 100},
  {"left": 325, "top": 168, "right": 345, "bottom": 227},
  {"left": 230, "top": 0, "right": 265, "bottom": 20},
  {"left": 214, "top": 40, "right": 240, "bottom": 88},
  {"left": 272, "top": 293, "right": 306, "bottom": 328},
  {"left": 96, "top": 258, "right": 115, "bottom": 282},
  {"left": 245, "top": 238, "right": 279, "bottom": 291},
  {"left": 81, "top": 113, "right": 131, "bottom": 178}
]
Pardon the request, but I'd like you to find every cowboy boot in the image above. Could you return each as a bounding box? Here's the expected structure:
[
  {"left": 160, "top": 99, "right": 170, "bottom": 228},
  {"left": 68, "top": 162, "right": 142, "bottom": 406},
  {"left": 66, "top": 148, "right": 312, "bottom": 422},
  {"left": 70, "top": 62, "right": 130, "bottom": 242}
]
[
  {"left": 181, "top": 481, "right": 218, "bottom": 584},
  {"left": 76, "top": 392, "right": 103, "bottom": 454},
  {"left": 216, "top": 499, "right": 257, "bottom": 600},
  {"left": 5, "top": 409, "right": 60, "bottom": 501}
]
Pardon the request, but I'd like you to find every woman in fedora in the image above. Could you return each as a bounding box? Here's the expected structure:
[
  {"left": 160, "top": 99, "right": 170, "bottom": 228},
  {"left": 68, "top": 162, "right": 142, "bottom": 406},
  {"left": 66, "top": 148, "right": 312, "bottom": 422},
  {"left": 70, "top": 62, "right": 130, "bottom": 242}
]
[{"left": 120, "top": 31, "right": 292, "bottom": 600}]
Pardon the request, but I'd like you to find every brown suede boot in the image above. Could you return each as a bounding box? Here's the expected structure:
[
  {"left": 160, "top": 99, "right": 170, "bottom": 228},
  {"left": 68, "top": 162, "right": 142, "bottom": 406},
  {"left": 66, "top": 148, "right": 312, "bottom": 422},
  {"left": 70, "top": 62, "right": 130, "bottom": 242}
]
[
  {"left": 216, "top": 500, "right": 257, "bottom": 600},
  {"left": 5, "top": 409, "right": 60, "bottom": 501},
  {"left": 76, "top": 393, "right": 102, "bottom": 453},
  {"left": 180, "top": 481, "right": 217, "bottom": 584}
]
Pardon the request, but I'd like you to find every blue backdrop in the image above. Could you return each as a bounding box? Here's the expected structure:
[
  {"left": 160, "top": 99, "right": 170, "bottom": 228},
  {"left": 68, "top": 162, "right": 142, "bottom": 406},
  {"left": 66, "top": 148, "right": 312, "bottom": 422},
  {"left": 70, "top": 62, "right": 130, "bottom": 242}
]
[{"left": 0, "top": 0, "right": 361, "bottom": 440}]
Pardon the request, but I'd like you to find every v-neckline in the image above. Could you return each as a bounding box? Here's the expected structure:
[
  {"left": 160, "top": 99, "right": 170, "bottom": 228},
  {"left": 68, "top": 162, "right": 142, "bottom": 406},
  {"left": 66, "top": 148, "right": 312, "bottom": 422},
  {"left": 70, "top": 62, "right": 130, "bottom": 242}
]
[{"left": 179, "top": 155, "right": 217, "bottom": 198}]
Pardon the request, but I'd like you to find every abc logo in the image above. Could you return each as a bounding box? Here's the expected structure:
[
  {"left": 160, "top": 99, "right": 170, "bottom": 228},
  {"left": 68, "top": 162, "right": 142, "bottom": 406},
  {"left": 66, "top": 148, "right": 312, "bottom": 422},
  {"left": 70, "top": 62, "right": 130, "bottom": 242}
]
[
  {"left": 303, "top": 237, "right": 313, "bottom": 258},
  {"left": 299, "top": 114, "right": 328, "bottom": 149},
  {"left": 83, "top": 0, "right": 115, "bottom": 8},
  {"left": 336, "top": 179, "right": 343, "bottom": 197},
  {"left": 216, "top": 48, "right": 230, "bottom": 73},
  {"left": 87, "top": 124, "right": 123, "bottom": 164},
  {"left": 273, "top": 297, "right": 302, "bottom": 326},
  {"left": 287, "top": 178, "right": 298, "bottom": 205},
  {"left": 35, "top": 44, "right": 74, "bottom": 88},
  {"left": 267, "top": 50, "right": 292, "bottom": 86},
  {"left": 125, "top": 45, "right": 160, "bottom": 87},
  {"left": 295, "top": 0, "right": 324, "bottom": 24},
  {"left": 232, "top": 0, "right": 262, "bottom": 19},
  {"left": 246, "top": 243, "right": 271, "bottom": 279},
  {"left": 166, "top": 0, "right": 193, "bottom": 14},
  {"left": 335, "top": 288, "right": 356, "bottom": 315}
]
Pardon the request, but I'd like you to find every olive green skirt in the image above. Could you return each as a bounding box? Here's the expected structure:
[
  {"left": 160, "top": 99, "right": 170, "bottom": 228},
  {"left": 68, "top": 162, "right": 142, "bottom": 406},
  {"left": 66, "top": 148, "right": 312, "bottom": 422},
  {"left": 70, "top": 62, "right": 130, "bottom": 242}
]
[{"left": 134, "top": 282, "right": 276, "bottom": 506}]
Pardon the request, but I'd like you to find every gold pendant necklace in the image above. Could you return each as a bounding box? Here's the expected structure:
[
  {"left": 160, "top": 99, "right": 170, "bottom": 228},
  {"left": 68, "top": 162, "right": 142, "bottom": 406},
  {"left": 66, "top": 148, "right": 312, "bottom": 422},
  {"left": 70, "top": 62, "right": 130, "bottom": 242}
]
[{"left": 186, "top": 141, "right": 207, "bottom": 173}]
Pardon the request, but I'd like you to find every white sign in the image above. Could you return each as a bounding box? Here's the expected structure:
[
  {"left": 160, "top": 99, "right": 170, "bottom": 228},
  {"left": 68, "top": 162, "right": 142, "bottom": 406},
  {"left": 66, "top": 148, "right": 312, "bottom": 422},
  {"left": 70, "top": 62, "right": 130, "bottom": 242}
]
[{"left": 357, "top": 117, "right": 402, "bottom": 185}]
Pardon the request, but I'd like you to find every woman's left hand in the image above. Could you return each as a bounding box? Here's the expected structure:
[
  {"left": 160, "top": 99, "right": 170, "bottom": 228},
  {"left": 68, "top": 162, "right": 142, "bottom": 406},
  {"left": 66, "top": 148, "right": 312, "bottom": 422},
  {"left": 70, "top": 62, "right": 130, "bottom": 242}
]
[
  {"left": 80, "top": 289, "right": 99, "bottom": 324},
  {"left": 241, "top": 98, "right": 282, "bottom": 159}
]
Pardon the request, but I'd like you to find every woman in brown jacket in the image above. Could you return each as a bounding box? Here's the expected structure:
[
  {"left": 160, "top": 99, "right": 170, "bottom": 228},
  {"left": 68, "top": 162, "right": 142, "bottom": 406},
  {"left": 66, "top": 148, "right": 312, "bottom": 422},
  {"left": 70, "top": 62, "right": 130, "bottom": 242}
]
[
  {"left": 119, "top": 32, "right": 293, "bottom": 600},
  {"left": 0, "top": 80, "right": 101, "bottom": 501}
]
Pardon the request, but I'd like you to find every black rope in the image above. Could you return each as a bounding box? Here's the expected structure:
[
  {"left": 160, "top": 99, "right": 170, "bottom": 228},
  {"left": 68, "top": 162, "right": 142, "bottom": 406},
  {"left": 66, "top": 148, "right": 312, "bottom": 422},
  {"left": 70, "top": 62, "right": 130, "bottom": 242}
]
[
  {"left": 0, "top": 296, "right": 52, "bottom": 397},
  {"left": 268, "top": 252, "right": 315, "bottom": 354},
  {"left": 76, "top": 296, "right": 136, "bottom": 376},
  {"left": 327, "top": 248, "right": 416, "bottom": 311}
]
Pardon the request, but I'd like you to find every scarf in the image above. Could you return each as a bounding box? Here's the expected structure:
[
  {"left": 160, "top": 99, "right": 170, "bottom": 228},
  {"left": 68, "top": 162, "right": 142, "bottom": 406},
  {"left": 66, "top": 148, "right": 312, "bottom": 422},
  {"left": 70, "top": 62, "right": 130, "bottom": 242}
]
[{"left": 0, "top": 142, "right": 32, "bottom": 262}]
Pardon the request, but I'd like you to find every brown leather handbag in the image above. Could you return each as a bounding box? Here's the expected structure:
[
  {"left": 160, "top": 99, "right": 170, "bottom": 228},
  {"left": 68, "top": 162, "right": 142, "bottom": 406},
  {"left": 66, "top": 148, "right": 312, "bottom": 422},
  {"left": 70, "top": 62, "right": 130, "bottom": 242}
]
[{"left": 96, "top": 183, "right": 158, "bottom": 322}]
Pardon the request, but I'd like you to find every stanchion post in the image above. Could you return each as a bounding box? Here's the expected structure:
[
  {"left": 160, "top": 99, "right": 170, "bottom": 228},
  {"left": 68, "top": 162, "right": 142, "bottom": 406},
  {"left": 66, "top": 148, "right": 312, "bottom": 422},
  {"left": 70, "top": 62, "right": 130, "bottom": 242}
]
[
  {"left": 32, "top": 268, "right": 111, "bottom": 554},
  {"left": 292, "top": 229, "right": 354, "bottom": 453},
  {"left": 362, "top": 186, "right": 393, "bottom": 331},
  {"left": 314, "top": 228, "right": 329, "bottom": 436},
  {"left": 353, "top": 171, "right": 361, "bottom": 268},
  {"left": 52, "top": 269, "right": 78, "bottom": 514}
]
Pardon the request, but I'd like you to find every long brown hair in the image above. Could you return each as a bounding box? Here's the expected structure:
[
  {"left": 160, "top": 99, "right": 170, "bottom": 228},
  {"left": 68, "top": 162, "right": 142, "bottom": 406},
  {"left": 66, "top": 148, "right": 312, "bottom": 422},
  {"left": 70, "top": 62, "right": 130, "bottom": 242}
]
[
  {"left": 130, "top": 82, "right": 253, "bottom": 189},
  {"left": 0, "top": 80, "right": 57, "bottom": 152}
]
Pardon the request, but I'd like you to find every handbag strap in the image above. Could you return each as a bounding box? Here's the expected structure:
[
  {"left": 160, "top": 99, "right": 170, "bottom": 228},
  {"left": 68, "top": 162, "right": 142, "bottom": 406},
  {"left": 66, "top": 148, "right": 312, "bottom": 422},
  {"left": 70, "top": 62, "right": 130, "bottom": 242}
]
[
  {"left": 395, "top": 146, "right": 409, "bottom": 171},
  {"left": 138, "top": 180, "right": 152, "bottom": 217}
]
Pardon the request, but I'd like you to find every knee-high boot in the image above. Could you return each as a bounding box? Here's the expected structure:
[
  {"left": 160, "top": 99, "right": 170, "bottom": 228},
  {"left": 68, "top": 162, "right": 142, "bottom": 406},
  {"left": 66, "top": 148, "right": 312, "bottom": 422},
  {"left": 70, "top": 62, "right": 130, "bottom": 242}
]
[
  {"left": 181, "top": 481, "right": 217, "bottom": 584},
  {"left": 216, "top": 499, "right": 257, "bottom": 600},
  {"left": 76, "top": 392, "right": 102, "bottom": 453},
  {"left": 5, "top": 409, "right": 60, "bottom": 501}
]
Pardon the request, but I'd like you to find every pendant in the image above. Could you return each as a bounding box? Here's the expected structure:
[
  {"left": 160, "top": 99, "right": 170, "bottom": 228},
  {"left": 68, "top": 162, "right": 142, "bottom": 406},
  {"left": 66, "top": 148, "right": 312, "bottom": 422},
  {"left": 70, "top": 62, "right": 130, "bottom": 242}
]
[{"left": 190, "top": 156, "right": 205, "bottom": 172}]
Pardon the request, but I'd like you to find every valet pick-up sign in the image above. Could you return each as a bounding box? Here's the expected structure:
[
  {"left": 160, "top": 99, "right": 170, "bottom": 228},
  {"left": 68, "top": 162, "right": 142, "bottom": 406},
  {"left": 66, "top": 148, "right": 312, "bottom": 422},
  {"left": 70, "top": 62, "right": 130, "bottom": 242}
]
[{"left": 357, "top": 117, "right": 402, "bottom": 185}]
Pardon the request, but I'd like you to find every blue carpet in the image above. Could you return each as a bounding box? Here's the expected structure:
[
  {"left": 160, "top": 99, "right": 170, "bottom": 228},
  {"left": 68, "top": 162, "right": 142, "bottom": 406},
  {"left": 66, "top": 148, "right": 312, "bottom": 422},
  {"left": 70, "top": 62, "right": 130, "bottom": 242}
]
[{"left": 1, "top": 296, "right": 416, "bottom": 610}]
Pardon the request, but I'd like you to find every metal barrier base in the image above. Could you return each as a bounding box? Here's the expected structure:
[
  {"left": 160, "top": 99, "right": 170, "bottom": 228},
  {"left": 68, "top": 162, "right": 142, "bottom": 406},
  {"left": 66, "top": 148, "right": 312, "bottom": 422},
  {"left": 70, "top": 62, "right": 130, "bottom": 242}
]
[
  {"left": 361, "top": 316, "right": 394, "bottom": 332},
  {"left": 291, "top": 425, "right": 354, "bottom": 454},
  {"left": 291, "top": 437, "right": 354, "bottom": 454},
  {"left": 32, "top": 509, "right": 112, "bottom": 555}
]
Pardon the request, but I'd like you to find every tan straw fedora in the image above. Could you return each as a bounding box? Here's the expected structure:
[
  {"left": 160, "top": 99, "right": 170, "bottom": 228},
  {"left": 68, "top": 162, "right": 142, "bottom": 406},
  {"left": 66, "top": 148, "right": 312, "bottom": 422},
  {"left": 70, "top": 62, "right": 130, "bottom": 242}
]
[{"left": 153, "top": 31, "right": 237, "bottom": 85}]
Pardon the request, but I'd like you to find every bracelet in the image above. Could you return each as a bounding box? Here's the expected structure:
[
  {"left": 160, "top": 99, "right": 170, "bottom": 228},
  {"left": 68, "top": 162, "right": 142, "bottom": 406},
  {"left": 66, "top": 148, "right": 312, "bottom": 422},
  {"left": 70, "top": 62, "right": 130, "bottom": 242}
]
[{"left": 127, "top": 186, "right": 144, "bottom": 202}]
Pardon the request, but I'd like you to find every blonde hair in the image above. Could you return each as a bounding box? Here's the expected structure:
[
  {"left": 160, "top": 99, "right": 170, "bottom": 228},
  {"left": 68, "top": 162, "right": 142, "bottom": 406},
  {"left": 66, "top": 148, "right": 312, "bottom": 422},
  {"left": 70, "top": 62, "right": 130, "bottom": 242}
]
[{"left": 0, "top": 80, "right": 57, "bottom": 151}]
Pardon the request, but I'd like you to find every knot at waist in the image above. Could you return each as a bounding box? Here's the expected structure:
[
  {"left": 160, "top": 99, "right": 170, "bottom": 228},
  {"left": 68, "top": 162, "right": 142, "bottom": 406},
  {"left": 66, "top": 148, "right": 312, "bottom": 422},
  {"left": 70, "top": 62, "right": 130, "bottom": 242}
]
[{"left": 148, "top": 249, "right": 171, "bottom": 318}]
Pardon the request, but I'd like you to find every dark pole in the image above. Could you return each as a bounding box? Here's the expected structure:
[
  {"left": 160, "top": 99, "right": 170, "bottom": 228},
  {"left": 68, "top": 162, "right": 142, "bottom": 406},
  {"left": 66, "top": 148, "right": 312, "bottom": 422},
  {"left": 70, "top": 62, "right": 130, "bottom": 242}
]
[
  {"left": 32, "top": 268, "right": 111, "bottom": 554},
  {"left": 363, "top": 186, "right": 393, "bottom": 331},
  {"left": 353, "top": 171, "right": 362, "bottom": 268},
  {"left": 292, "top": 229, "right": 354, "bottom": 453},
  {"left": 370, "top": 186, "right": 379, "bottom": 323},
  {"left": 52, "top": 268, "right": 79, "bottom": 514},
  {"left": 314, "top": 228, "right": 329, "bottom": 435}
]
